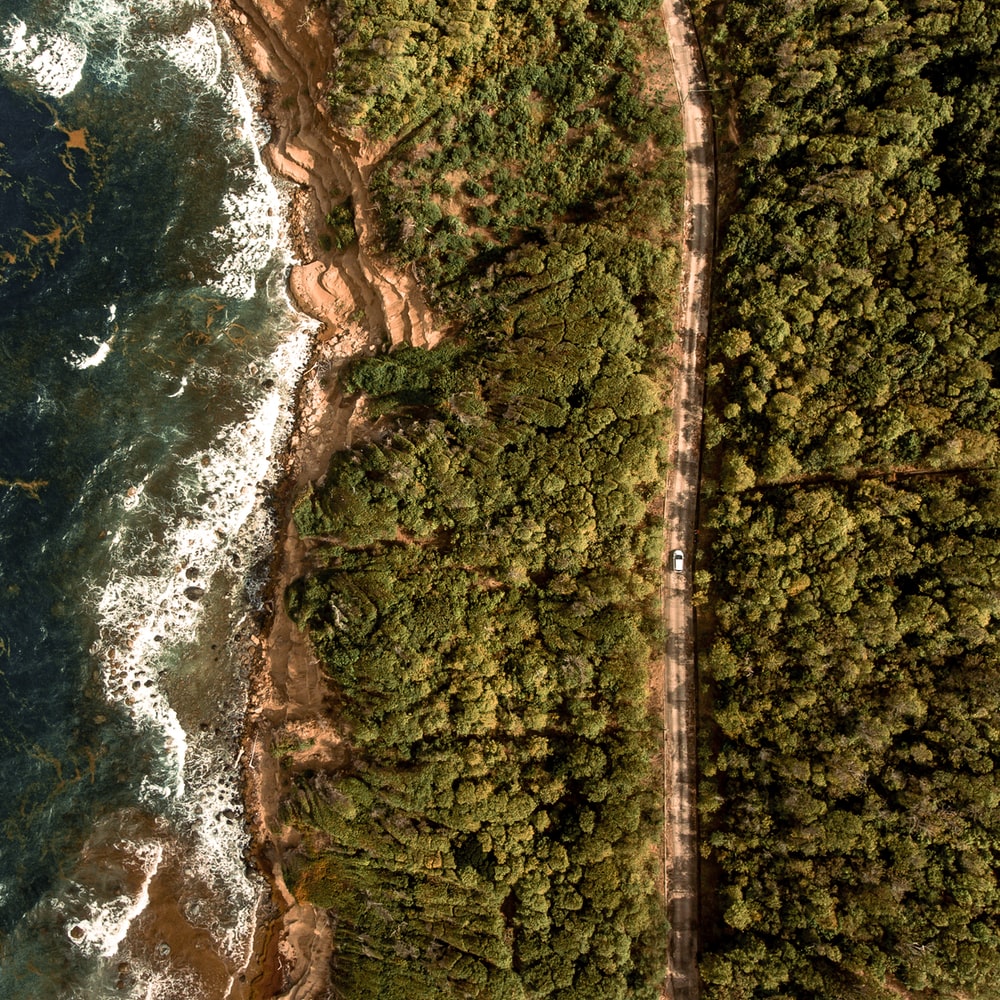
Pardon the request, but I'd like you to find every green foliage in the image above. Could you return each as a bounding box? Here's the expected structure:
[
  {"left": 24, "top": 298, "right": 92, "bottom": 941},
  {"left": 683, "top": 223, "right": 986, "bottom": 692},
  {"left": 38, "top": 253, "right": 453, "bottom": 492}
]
[
  {"left": 286, "top": 538, "right": 666, "bottom": 996},
  {"left": 346, "top": 343, "right": 470, "bottom": 412},
  {"left": 325, "top": 199, "right": 357, "bottom": 250},
  {"left": 695, "top": 2, "right": 1000, "bottom": 997},
  {"left": 700, "top": 474, "right": 1000, "bottom": 1000},
  {"left": 287, "top": 228, "right": 673, "bottom": 994},
  {"left": 699, "top": 0, "right": 1000, "bottom": 484},
  {"left": 281, "top": 3, "right": 683, "bottom": 997},
  {"left": 328, "top": 0, "right": 682, "bottom": 309}
]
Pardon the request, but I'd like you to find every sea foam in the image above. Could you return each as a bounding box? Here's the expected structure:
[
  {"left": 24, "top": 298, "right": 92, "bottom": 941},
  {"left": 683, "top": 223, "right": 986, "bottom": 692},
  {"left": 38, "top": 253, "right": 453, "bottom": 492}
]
[
  {"left": 75, "top": 321, "right": 308, "bottom": 987},
  {"left": 70, "top": 336, "right": 114, "bottom": 370},
  {"left": 91, "top": 322, "right": 308, "bottom": 783},
  {"left": 83, "top": 9, "right": 308, "bottom": 801},
  {"left": 209, "top": 73, "right": 281, "bottom": 300},
  {"left": 67, "top": 840, "right": 164, "bottom": 959},
  {"left": 34, "top": 2, "right": 314, "bottom": 988},
  {"left": 61, "top": 0, "right": 201, "bottom": 90},
  {"left": 159, "top": 17, "right": 221, "bottom": 89},
  {"left": 0, "top": 17, "right": 86, "bottom": 97},
  {"left": 175, "top": 729, "right": 260, "bottom": 952}
]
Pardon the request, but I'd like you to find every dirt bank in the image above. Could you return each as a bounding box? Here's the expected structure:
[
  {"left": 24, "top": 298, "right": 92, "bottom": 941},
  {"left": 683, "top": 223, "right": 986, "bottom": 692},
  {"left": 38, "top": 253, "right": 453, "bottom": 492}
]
[{"left": 211, "top": 1, "right": 440, "bottom": 996}]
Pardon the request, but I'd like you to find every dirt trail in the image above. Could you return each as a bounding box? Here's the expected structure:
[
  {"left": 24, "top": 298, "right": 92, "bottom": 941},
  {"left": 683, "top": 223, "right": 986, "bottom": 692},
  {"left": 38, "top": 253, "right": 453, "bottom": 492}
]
[
  {"left": 659, "top": 1, "right": 715, "bottom": 999},
  {"left": 211, "top": 1, "right": 441, "bottom": 997}
]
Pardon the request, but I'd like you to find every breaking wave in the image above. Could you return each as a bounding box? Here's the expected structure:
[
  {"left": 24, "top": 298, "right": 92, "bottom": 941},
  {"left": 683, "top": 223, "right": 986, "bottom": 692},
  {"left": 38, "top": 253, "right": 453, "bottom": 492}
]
[
  {"left": 67, "top": 841, "right": 164, "bottom": 959},
  {"left": 159, "top": 17, "right": 221, "bottom": 88},
  {"left": 209, "top": 72, "right": 282, "bottom": 300},
  {"left": 0, "top": 16, "right": 86, "bottom": 97},
  {"left": 0, "top": 0, "right": 321, "bottom": 994},
  {"left": 91, "top": 330, "right": 309, "bottom": 801}
]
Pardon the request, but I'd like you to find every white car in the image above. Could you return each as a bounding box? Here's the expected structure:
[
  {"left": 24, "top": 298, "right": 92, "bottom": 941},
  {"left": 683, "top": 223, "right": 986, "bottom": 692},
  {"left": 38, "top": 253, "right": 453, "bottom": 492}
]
[{"left": 672, "top": 549, "right": 684, "bottom": 573}]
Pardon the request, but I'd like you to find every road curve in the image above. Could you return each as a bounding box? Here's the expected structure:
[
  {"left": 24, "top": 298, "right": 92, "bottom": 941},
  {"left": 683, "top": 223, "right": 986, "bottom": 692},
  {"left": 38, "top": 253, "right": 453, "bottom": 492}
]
[{"left": 659, "top": 2, "right": 715, "bottom": 999}]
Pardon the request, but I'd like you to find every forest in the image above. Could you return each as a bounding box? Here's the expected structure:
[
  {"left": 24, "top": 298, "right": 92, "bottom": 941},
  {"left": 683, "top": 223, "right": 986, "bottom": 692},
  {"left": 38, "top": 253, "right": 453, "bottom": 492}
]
[
  {"left": 279, "top": 1, "right": 684, "bottom": 996},
  {"left": 691, "top": 0, "right": 1000, "bottom": 997}
]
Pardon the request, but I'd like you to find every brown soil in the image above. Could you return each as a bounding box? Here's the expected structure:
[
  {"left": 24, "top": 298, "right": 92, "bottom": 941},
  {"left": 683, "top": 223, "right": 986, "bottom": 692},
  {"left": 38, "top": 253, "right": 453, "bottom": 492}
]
[
  {"left": 658, "top": 0, "right": 715, "bottom": 998},
  {"left": 210, "top": 0, "right": 441, "bottom": 996}
]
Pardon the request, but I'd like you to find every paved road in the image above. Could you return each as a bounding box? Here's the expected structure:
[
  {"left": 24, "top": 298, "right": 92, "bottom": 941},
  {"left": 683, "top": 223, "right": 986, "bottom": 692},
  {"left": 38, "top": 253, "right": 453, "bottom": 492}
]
[{"left": 659, "top": 2, "right": 715, "bottom": 999}]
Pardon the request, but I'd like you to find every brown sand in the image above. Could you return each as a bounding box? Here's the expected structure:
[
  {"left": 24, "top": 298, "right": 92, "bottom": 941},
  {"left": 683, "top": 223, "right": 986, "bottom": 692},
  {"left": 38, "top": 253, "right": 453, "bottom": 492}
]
[{"left": 210, "top": 0, "right": 441, "bottom": 997}]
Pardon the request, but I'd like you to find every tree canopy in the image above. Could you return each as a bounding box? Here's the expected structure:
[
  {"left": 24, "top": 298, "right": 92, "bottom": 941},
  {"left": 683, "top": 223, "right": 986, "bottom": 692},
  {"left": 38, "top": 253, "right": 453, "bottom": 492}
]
[
  {"left": 693, "top": 1, "right": 1000, "bottom": 996},
  {"left": 278, "top": 2, "right": 684, "bottom": 996}
]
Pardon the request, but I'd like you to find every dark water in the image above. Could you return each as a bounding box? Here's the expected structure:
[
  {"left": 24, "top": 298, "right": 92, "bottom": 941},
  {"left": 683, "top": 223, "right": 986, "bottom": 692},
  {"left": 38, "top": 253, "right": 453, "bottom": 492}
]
[{"left": 0, "top": 2, "right": 309, "bottom": 995}]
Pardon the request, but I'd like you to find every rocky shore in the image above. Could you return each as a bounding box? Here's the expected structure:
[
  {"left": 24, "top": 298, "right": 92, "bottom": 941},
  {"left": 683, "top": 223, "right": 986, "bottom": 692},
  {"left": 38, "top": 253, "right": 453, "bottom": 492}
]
[{"left": 211, "top": 0, "right": 441, "bottom": 995}]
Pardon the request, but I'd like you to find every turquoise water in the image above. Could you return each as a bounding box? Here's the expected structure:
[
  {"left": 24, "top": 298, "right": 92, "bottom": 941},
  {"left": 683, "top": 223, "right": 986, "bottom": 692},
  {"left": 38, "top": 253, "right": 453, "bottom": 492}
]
[{"left": 0, "top": 1, "right": 309, "bottom": 995}]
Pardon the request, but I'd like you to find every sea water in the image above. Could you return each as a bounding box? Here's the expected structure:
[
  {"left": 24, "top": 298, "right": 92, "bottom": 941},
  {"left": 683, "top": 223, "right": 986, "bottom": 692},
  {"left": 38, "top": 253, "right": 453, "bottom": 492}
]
[{"left": 0, "top": 1, "right": 312, "bottom": 995}]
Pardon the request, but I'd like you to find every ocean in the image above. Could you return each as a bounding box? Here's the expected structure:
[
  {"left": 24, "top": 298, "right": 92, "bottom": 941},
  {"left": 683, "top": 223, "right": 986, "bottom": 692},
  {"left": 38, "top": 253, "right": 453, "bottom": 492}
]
[{"left": 0, "top": 0, "right": 311, "bottom": 995}]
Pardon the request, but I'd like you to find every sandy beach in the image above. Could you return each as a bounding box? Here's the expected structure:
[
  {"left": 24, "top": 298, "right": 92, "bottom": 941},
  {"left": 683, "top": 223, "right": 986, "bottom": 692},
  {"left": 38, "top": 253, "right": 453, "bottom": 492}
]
[{"left": 210, "top": 0, "right": 440, "bottom": 995}]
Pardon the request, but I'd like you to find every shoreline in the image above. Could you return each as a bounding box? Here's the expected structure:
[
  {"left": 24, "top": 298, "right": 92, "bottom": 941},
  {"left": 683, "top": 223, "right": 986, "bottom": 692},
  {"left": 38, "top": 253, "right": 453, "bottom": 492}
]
[{"left": 209, "top": 1, "right": 440, "bottom": 996}]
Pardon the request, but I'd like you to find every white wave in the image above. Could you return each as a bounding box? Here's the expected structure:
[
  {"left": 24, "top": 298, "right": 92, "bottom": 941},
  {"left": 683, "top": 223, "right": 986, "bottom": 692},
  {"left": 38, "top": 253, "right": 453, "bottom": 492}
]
[
  {"left": 67, "top": 840, "right": 163, "bottom": 958},
  {"left": 121, "top": 964, "right": 204, "bottom": 1000},
  {"left": 71, "top": 336, "right": 114, "bottom": 370},
  {"left": 60, "top": 0, "right": 139, "bottom": 90},
  {"left": 101, "top": 639, "right": 188, "bottom": 801},
  {"left": 60, "top": 0, "right": 198, "bottom": 90},
  {"left": 77, "top": 328, "right": 309, "bottom": 992},
  {"left": 26, "top": 0, "right": 287, "bottom": 302},
  {"left": 69, "top": 305, "right": 118, "bottom": 369},
  {"left": 175, "top": 732, "right": 262, "bottom": 956},
  {"left": 209, "top": 74, "right": 281, "bottom": 300},
  {"left": 0, "top": 0, "right": 233, "bottom": 100},
  {"left": 0, "top": 17, "right": 86, "bottom": 98},
  {"left": 211, "top": 171, "right": 280, "bottom": 300},
  {"left": 91, "top": 327, "right": 309, "bottom": 802},
  {"left": 158, "top": 17, "right": 221, "bottom": 88}
]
